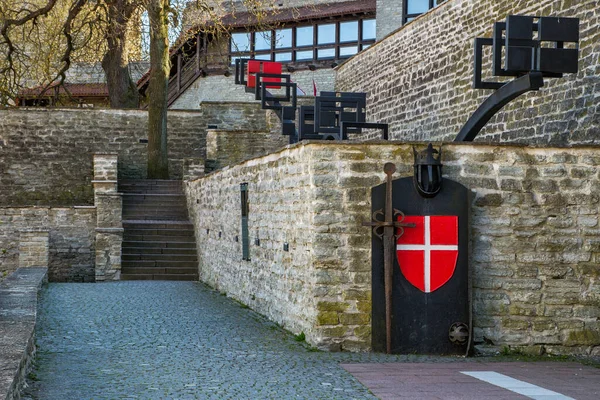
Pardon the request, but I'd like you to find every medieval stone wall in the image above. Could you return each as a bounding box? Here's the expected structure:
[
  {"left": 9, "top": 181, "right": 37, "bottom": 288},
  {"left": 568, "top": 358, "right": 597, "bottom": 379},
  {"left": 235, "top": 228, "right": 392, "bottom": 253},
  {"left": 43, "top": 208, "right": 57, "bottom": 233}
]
[
  {"left": 336, "top": 0, "right": 600, "bottom": 146},
  {"left": 0, "top": 207, "right": 96, "bottom": 282},
  {"left": 169, "top": 69, "right": 335, "bottom": 109},
  {"left": 376, "top": 0, "right": 404, "bottom": 40},
  {"left": 185, "top": 141, "right": 600, "bottom": 356},
  {"left": 0, "top": 105, "right": 274, "bottom": 206}
]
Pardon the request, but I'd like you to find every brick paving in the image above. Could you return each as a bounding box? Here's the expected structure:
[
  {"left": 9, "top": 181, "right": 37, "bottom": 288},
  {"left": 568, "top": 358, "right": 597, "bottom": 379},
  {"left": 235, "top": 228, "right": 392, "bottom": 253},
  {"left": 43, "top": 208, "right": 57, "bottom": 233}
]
[
  {"left": 342, "top": 362, "right": 600, "bottom": 400},
  {"left": 24, "top": 281, "right": 600, "bottom": 399}
]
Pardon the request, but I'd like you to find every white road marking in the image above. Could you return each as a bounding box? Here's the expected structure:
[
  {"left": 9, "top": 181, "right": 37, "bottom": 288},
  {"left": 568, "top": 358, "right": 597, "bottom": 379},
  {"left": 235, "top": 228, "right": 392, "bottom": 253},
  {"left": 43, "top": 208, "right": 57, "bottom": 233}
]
[
  {"left": 396, "top": 216, "right": 458, "bottom": 293},
  {"left": 461, "top": 371, "right": 575, "bottom": 400}
]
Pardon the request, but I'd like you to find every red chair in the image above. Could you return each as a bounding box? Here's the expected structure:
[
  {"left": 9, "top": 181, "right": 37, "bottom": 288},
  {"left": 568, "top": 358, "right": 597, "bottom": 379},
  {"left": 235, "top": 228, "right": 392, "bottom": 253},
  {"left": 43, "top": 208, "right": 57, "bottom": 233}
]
[{"left": 247, "top": 60, "right": 283, "bottom": 88}]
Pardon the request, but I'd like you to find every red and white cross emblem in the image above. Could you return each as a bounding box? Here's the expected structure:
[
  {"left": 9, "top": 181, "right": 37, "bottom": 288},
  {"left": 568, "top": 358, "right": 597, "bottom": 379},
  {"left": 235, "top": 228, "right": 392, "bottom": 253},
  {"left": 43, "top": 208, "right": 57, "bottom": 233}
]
[{"left": 396, "top": 215, "right": 459, "bottom": 293}]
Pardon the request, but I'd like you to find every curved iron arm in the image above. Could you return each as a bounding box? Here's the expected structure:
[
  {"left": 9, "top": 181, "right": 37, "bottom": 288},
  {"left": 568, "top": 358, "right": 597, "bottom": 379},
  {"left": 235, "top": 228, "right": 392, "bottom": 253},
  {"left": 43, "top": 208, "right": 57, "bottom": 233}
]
[{"left": 454, "top": 72, "right": 544, "bottom": 142}]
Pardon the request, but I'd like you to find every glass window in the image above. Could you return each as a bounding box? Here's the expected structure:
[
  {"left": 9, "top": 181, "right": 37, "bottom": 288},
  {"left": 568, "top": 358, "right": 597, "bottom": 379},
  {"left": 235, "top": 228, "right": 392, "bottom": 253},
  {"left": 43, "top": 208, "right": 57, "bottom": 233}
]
[
  {"left": 361, "top": 44, "right": 371, "bottom": 51},
  {"left": 362, "top": 19, "right": 376, "bottom": 40},
  {"left": 255, "top": 31, "right": 271, "bottom": 51},
  {"left": 231, "top": 32, "right": 250, "bottom": 52},
  {"left": 275, "top": 29, "right": 292, "bottom": 49},
  {"left": 296, "top": 26, "right": 313, "bottom": 47},
  {"left": 296, "top": 50, "right": 313, "bottom": 61},
  {"left": 318, "top": 24, "right": 336, "bottom": 45},
  {"left": 317, "top": 48, "right": 335, "bottom": 59},
  {"left": 275, "top": 52, "right": 292, "bottom": 62},
  {"left": 255, "top": 53, "right": 271, "bottom": 61},
  {"left": 340, "top": 21, "right": 358, "bottom": 42},
  {"left": 407, "top": 0, "right": 430, "bottom": 15},
  {"left": 340, "top": 46, "right": 358, "bottom": 57}
]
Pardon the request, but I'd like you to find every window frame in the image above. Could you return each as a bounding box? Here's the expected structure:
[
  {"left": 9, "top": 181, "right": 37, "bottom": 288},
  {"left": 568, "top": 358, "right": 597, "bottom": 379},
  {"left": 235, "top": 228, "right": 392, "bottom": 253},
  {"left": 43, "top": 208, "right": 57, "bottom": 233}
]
[
  {"left": 403, "top": 0, "right": 445, "bottom": 23},
  {"left": 229, "top": 16, "right": 376, "bottom": 65}
]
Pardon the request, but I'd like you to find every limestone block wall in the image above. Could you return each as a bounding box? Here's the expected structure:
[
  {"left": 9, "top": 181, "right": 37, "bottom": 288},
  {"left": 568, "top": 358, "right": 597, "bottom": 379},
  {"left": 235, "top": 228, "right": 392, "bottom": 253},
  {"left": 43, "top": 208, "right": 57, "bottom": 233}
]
[
  {"left": 336, "top": 0, "right": 600, "bottom": 145},
  {"left": 169, "top": 69, "right": 336, "bottom": 109},
  {"left": 186, "top": 142, "right": 600, "bottom": 355},
  {"left": 206, "top": 129, "right": 289, "bottom": 171},
  {"left": 376, "top": 0, "right": 404, "bottom": 40},
  {"left": 18, "top": 230, "right": 49, "bottom": 268},
  {"left": 0, "top": 104, "right": 274, "bottom": 206},
  {"left": 0, "top": 207, "right": 96, "bottom": 282}
]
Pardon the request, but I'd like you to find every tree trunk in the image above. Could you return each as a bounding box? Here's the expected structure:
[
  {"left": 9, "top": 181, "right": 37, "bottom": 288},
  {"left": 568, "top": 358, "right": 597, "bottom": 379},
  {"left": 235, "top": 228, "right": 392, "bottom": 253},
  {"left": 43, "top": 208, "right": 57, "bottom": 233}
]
[
  {"left": 147, "top": 0, "right": 170, "bottom": 179},
  {"left": 101, "top": 0, "right": 140, "bottom": 109}
]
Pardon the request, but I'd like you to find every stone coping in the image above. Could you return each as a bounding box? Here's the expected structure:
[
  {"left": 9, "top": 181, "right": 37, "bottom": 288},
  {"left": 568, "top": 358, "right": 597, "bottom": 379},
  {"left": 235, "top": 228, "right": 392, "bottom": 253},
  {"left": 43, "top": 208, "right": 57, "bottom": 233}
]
[
  {"left": 188, "top": 140, "right": 600, "bottom": 182},
  {"left": 0, "top": 267, "right": 48, "bottom": 400}
]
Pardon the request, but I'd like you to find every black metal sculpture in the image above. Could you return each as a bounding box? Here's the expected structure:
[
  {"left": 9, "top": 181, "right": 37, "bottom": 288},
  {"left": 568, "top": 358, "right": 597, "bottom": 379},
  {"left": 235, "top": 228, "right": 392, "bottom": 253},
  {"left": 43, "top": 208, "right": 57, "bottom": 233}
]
[
  {"left": 234, "top": 59, "right": 389, "bottom": 144},
  {"left": 455, "top": 15, "right": 579, "bottom": 142},
  {"left": 413, "top": 143, "right": 443, "bottom": 198}
]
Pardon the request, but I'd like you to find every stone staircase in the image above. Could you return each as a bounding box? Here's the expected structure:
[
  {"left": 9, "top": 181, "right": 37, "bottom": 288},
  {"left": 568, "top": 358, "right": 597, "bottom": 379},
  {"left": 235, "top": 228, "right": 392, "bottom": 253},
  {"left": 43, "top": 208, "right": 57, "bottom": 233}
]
[{"left": 119, "top": 180, "right": 198, "bottom": 281}]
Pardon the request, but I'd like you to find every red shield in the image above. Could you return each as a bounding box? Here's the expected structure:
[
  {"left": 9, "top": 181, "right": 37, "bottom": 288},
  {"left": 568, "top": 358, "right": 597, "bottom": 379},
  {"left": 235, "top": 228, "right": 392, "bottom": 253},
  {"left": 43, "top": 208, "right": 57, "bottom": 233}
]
[{"left": 396, "top": 216, "right": 459, "bottom": 293}]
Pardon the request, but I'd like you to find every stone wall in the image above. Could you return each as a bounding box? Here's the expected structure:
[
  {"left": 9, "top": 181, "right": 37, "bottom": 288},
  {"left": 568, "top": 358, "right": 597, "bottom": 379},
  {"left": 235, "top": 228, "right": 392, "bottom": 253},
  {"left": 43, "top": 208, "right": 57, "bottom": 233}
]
[
  {"left": 186, "top": 141, "right": 600, "bottom": 356},
  {"left": 0, "top": 207, "right": 96, "bottom": 282},
  {"left": 376, "top": 0, "right": 404, "bottom": 40},
  {"left": 169, "top": 69, "right": 335, "bottom": 109},
  {"left": 336, "top": 0, "right": 600, "bottom": 146},
  {"left": 0, "top": 105, "right": 274, "bottom": 206},
  {"left": 0, "top": 267, "right": 47, "bottom": 400},
  {"left": 206, "top": 129, "right": 289, "bottom": 171}
]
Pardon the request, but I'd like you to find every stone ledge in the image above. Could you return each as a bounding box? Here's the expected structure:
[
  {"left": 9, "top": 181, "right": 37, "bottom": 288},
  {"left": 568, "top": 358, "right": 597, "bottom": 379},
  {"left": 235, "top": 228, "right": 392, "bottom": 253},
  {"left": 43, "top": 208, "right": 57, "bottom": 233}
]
[
  {"left": 95, "top": 227, "right": 124, "bottom": 234},
  {"left": 0, "top": 267, "right": 48, "bottom": 400},
  {"left": 19, "top": 229, "right": 50, "bottom": 233}
]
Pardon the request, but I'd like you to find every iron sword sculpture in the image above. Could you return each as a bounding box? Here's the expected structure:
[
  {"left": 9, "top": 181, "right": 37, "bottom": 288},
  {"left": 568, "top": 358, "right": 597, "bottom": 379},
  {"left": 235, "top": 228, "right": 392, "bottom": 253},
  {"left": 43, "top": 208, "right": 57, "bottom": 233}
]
[{"left": 363, "top": 163, "right": 415, "bottom": 354}]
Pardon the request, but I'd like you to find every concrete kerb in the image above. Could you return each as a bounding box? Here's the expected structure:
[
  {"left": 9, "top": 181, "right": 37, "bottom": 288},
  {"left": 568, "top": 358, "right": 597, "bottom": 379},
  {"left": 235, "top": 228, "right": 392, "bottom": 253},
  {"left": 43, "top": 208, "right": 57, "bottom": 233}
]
[{"left": 0, "top": 267, "right": 48, "bottom": 400}]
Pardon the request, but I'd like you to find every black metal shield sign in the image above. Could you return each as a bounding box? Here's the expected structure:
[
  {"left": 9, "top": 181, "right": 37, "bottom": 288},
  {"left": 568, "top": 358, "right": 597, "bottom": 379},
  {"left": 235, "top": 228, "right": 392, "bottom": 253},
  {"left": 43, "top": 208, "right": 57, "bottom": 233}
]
[{"left": 371, "top": 177, "right": 471, "bottom": 355}]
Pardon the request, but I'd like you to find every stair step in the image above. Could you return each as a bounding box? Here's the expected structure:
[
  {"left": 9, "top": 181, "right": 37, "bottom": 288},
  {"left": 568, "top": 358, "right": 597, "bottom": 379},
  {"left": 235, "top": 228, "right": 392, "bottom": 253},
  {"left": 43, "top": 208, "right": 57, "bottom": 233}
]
[
  {"left": 123, "top": 204, "right": 187, "bottom": 209},
  {"left": 122, "top": 241, "right": 197, "bottom": 249},
  {"left": 120, "top": 180, "right": 197, "bottom": 282},
  {"left": 121, "top": 267, "right": 198, "bottom": 275},
  {"left": 121, "top": 215, "right": 189, "bottom": 221},
  {"left": 120, "top": 274, "right": 198, "bottom": 281},
  {"left": 123, "top": 235, "right": 195, "bottom": 242},
  {"left": 123, "top": 229, "right": 194, "bottom": 236},
  {"left": 122, "top": 260, "right": 198, "bottom": 268},
  {"left": 122, "top": 254, "right": 198, "bottom": 262},
  {"left": 123, "top": 222, "right": 193, "bottom": 230},
  {"left": 122, "top": 247, "right": 197, "bottom": 255}
]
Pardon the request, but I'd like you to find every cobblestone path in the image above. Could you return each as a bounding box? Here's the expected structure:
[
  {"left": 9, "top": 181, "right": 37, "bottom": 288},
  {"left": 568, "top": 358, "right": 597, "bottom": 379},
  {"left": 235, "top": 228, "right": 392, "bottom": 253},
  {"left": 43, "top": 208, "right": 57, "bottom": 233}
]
[{"left": 26, "top": 281, "right": 384, "bottom": 400}]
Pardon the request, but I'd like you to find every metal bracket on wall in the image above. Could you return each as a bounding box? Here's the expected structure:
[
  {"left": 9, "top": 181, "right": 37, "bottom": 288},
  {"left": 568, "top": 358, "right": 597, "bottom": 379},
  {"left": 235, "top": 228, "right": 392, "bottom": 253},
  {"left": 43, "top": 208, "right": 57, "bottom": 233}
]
[{"left": 455, "top": 15, "right": 579, "bottom": 142}]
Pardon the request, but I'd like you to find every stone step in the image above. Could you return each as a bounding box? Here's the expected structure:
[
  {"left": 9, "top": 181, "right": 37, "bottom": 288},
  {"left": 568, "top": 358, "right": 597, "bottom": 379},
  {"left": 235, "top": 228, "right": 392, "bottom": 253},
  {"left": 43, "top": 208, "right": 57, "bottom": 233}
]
[
  {"left": 122, "top": 247, "right": 197, "bottom": 255},
  {"left": 122, "top": 254, "right": 197, "bottom": 262},
  {"left": 122, "top": 200, "right": 186, "bottom": 207},
  {"left": 122, "top": 260, "right": 198, "bottom": 268},
  {"left": 123, "top": 229, "right": 195, "bottom": 236},
  {"left": 122, "top": 206, "right": 188, "bottom": 214},
  {"left": 119, "top": 180, "right": 182, "bottom": 187},
  {"left": 122, "top": 196, "right": 186, "bottom": 203},
  {"left": 121, "top": 193, "right": 185, "bottom": 198},
  {"left": 120, "top": 274, "right": 198, "bottom": 281},
  {"left": 121, "top": 266, "right": 198, "bottom": 275},
  {"left": 122, "top": 234, "right": 195, "bottom": 242},
  {"left": 121, "top": 241, "right": 197, "bottom": 249},
  {"left": 121, "top": 214, "right": 189, "bottom": 221},
  {"left": 122, "top": 222, "right": 193, "bottom": 230}
]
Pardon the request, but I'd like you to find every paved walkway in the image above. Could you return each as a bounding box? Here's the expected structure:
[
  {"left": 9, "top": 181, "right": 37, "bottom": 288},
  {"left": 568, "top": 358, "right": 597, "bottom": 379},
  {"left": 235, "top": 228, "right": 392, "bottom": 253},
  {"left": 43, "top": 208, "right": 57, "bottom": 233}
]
[{"left": 24, "top": 282, "right": 599, "bottom": 399}]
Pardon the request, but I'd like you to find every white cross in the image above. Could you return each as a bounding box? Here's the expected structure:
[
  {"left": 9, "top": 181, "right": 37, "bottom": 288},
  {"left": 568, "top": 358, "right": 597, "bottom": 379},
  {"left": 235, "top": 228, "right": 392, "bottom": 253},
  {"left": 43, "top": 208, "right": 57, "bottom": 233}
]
[{"left": 396, "top": 216, "right": 458, "bottom": 293}]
